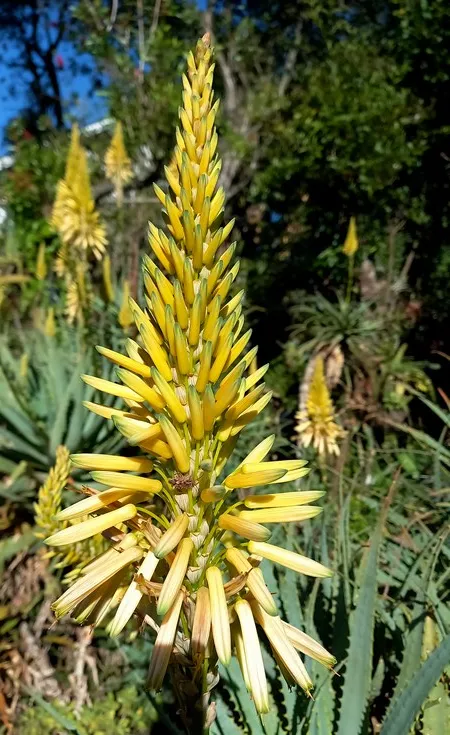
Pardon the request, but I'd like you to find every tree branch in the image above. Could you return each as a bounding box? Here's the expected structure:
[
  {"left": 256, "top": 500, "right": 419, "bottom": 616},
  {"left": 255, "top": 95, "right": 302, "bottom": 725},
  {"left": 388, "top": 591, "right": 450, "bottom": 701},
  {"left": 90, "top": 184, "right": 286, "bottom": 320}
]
[{"left": 278, "top": 19, "right": 303, "bottom": 97}]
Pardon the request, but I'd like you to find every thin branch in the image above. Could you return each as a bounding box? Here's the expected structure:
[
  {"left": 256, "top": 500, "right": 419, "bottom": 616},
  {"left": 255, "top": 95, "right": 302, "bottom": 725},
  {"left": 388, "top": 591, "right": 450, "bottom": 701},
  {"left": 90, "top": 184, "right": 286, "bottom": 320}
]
[
  {"left": 149, "top": 0, "right": 162, "bottom": 40},
  {"left": 136, "top": 0, "right": 146, "bottom": 76},
  {"left": 107, "top": 0, "right": 119, "bottom": 31},
  {"left": 278, "top": 20, "right": 303, "bottom": 97}
]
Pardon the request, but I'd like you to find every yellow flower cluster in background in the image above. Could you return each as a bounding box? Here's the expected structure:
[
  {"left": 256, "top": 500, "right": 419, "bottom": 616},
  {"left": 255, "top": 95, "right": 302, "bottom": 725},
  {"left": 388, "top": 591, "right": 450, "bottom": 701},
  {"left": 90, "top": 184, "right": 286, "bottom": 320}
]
[
  {"left": 35, "top": 446, "right": 107, "bottom": 582},
  {"left": 342, "top": 216, "right": 359, "bottom": 257},
  {"left": 295, "top": 357, "right": 343, "bottom": 456},
  {"left": 105, "top": 121, "right": 133, "bottom": 207},
  {"left": 46, "top": 35, "right": 335, "bottom": 716},
  {"left": 52, "top": 124, "right": 107, "bottom": 259},
  {"left": 50, "top": 124, "right": 107, "bottom": 324}
]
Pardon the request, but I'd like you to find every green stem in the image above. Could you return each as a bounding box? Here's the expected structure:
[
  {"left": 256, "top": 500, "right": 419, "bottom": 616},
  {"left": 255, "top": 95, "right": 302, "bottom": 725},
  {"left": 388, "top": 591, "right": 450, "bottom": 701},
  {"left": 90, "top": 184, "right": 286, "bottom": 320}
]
[{"left": 345, "top": 254, "right": 354, "bottom": 303}]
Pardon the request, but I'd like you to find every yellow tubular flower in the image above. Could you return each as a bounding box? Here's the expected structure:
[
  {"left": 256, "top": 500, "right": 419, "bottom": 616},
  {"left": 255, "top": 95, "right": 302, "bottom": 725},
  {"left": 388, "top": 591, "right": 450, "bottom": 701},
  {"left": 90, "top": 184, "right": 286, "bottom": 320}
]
[
  {"left": 295, "top": 356, "right": 343, "bottom": 456},
  {"left": 235, "top": 599, "right": 270, "bottom": 714},
  {"left": 47, "top": 35, "right": 333, "bottom": 718}
]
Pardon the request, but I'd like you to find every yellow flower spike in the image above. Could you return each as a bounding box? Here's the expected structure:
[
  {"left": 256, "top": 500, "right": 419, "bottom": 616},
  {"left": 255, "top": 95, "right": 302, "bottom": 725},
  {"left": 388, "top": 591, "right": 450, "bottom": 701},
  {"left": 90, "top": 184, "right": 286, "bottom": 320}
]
[
  {"left": 81, "top": 374, "right": 144, "bottom": 402},
  {"left": 191, "top": 586, "right": 212, "bottom": 662},
  {"left": 206, "top": 566, "right": 231, "bottom": 666},
  {"left": 343, "top": 216, "right": 358, "bottom": 257},
  {"left": 248, "top": 541, "right": 333, "bottom": 578},
  {"left": 56, "top": 487, "right": 143, "bottom": 521},
  {"left": 52, "top": 546, "right": 143, "bottom": 619},
  {"left": 235, "top": 599, "right": 270, "bottom": 714},
  {"left": 157, "top": 537, "right": 193, "bottom": 616},
  {"left": 70, "top": 454, "right": 153, "bottom": 473},
  {"left": 90, "top": 472, "right": 162, "bottom": 493},
  {"left": 105, "top": 121, "right": 132, "bottom": 207},
  {"left": 148, "top": 591, "right": 184, "bottom": 690},
  {"left": 158, "top": 414, "right": 191, "bottom": 474},
  {"left": 239, "top": 506, "right": 323, "bottom": 524},
  {"left": 295, "top": 357, "right": 343, "bottom": 456},
  {"left": 250, "top": 602, "right": 313, "bottom": 693},
  {"left": 153, "top": 514, "right": 189, "bottom": 559},
  {"left": 187, "top": 386, "right": 205, "bottom": 440},
  {"left": 151, "top": 368, "right": 187, "bottom": 424},
  {"left": 46, "top": 503, "right": 138, "bottom": 547},
  {"left": 244, "top": 491, "right": 325, "bottom": 509},
  {"left": 283, "top": 622, "right": 336, "bottom": 668},
  {"left": 224, "top": 468, "right": 286, "bottom": 490},
  {"left": 116, "top": 369, "right": 165, "bottom": 411},
  {"left": 47, "top": 36, "right": 334, "bottom": 715},
  {"left": 174, "top": 280, "right": 189, "bottom": 328},
  {"left": 218, "top": 513, "right": 271, "bottom": 542}
]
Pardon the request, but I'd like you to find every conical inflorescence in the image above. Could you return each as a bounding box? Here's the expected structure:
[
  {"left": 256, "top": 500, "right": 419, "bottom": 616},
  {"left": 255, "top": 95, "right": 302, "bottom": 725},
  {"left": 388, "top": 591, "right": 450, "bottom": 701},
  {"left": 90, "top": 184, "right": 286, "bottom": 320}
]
[{"left": 46, "top": 35, "right": 334, "bottom": 716}]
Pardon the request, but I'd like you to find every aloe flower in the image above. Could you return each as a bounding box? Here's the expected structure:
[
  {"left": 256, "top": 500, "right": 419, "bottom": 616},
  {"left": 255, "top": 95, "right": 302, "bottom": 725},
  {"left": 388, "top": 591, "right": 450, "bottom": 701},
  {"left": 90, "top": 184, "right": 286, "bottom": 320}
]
[
  {"left": 342, "top": 216, "right": 359, "bottom": 257},
  {"left": 46, "top": 35, "right": 334, "bottom": 730},
  {"left": 105, "top": 121, "right": 133, "bottom": 206},
  {"left": 295, "top": 357, "right": 343, "bottom": 455}
]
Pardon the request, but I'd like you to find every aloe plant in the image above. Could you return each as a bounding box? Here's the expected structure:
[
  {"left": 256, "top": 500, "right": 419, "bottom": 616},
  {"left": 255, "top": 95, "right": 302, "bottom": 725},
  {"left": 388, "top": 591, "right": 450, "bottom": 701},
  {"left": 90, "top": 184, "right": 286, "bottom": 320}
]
[
  {"left": 213, "top": 446, "right": 450, "bottom": 734},
  {"left": 0, "top": 329, "right": 123, "bottom": 502}
]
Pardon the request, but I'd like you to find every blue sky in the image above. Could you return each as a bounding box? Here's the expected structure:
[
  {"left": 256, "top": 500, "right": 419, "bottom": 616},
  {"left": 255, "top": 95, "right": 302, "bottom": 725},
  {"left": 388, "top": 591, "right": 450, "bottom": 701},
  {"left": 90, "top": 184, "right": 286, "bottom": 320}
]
[{"left": 0, "top": 41, "right": 107, "bottom": 153}]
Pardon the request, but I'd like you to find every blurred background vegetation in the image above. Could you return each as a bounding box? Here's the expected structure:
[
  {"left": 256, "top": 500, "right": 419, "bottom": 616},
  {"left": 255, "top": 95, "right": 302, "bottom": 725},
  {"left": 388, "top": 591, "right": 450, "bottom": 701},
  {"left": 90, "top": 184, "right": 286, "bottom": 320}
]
[{"left": 0, "top": 1, "right": 449, "bottom": 734}]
